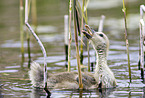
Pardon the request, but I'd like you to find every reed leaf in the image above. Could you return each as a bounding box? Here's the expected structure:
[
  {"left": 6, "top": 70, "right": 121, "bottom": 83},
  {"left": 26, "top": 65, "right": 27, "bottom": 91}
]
[
  {"left": 73, "top": 0, "right": 83, "bottom": 89},
  {"left": 68, "top": 0, "right": 72, "bottom": 72},
  {"left": 20, "top": 0, "right": 25, "bottom": 64},
  {"left": 80, "top": 0, "right": 85, "bottom": 65},
  {"left": 64, "top": 15, "right": 69, "bottom": 71},
  {"left": 122, "top": 0, "right": 131, "bottom": 82},
  {"left": 31, "top": 0, "right": 37, "bottom": 27},
  {"left": 139, "top": 5, "right": 145, "bottom": 81},
  {"left": 98, "top": 15, "right": 105, "bottom": 32}
]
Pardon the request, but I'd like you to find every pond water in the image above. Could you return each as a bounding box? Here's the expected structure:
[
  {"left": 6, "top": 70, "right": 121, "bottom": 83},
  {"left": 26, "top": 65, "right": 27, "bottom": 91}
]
[{"left": 0, "top": 0, "right": 145, "bottom": 97}]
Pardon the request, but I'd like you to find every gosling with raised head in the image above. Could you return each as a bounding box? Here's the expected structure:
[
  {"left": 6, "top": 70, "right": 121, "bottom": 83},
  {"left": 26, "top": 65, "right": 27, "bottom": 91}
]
[{"left": 29, "top": 25, "right": 117, "bottom": 89}]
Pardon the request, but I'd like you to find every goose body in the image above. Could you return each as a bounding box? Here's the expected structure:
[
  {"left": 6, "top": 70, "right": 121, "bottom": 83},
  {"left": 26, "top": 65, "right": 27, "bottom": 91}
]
[
  {"left": 29, "top": 62, "right": 97, "bottom": 89},
  {"left": 29, "top": 25, "right": 117, "bottom": 89}
]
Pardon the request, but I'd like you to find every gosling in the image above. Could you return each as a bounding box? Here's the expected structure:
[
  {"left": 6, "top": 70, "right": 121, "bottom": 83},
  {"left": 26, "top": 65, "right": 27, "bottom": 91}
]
[{"left": 29, "top": 25, "right": 117, "bottom": 89}]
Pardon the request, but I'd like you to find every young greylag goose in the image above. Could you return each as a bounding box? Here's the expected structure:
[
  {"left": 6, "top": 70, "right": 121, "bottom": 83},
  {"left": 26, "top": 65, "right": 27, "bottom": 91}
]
[
  {"left": 29, "top": 25, "right": 116, "bottom": 89},
  {"left": 83, "top": 25, "right": 117, "bottom": 88}
]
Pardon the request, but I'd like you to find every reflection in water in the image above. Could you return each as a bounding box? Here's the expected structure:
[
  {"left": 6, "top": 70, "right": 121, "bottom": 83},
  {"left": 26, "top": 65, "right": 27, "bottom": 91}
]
[
  {"left": 30, "top": 88, "right": 48, "bottom": 98},
  {"left": 30, "top": 87, "right": 116, "bottom": 98},
  {"left": 143, "top": 87, "right": 145, "bottom": 98},
  {"left": 43, "top": 88, "right": 116, "bottom": 97},
  {"left": 0, "top": 0, "right": 145, "bottom": 97},
  {"left": 72, "top": 88, "right": 116, "bottom": 97},
  {"left": 0, "top": 83, "right": 3, "bottom": 98},
  {"left": 97, "top": 88, "right": 116, "bottom": 98},
  {"left": 27, "top": 32, "right": 31, "bottom": 68}
]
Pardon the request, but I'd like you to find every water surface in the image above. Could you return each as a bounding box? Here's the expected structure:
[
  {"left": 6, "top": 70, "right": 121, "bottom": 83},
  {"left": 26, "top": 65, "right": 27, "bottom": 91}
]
[{"left": 0, "top": 0, "right": 145, "bottom": 97}]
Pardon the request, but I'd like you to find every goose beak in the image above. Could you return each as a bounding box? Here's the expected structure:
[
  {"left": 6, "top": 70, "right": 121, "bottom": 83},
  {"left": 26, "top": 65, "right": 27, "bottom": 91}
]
[
  {"left": 82, "top": 30, "right": 92, "bottom": 39},
  {"left": 85, "top": 24, "right": 94, "bottom": 35},
  {"left": 82, "top": 24, "right": 93, "bottom": 39}
]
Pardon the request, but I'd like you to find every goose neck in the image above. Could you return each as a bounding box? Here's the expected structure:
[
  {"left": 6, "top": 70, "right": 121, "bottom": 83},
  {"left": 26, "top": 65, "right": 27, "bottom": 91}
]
[{"left": 96, "top": 54, "right": 107, "bottom": 68}]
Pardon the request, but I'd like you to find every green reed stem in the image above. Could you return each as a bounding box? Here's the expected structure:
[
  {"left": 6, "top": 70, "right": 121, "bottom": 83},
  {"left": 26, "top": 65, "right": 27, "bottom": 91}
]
[
  {"left": 139, "top": 5, "right": 145, "bottom": 81},
  {"left": 26, "top": 0, "right": 31, "bottom": 68},
  {"left": 98, "top": 15, "right": 105, "bottom": 32},
  {"left": 84, "top": 0, "right": 90, "bottom": 72},
  {"left": 20, "top": 0, "right": 25, "bottom": 64},
  {"left": 27, "top": 30, "right": 31, "bottom": 68},
  {"left": 87, "top": 41, "right": 90, "bottom": 72},
  {"left": 73, "top": 0, "right": 83, "bottom": 89},
  {"left": 68, "top": 0, "right": 72, "bottom": 72},
  {"left": 122, "top": 0, "right": 131, "bottom": 82},
  {"left": 31, "top": 0, "right": 37, "bottom": 32},
  {"left": 139, "top": 19, "right": 144, "bottom": 80},
  {"left": 80, "top": 0, "right": 84, "bottom": 65},
  {"left": 64, "top": 15, "right": 69, "bottom": 70},
  {"left": 26, "top": 22, "right": 48, "bottom": 89}
]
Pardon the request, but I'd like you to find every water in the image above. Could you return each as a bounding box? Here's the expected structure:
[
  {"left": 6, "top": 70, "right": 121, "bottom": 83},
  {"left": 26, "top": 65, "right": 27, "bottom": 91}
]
[{"left": 0, "top": 0, "right": 145, "bottom": 97}]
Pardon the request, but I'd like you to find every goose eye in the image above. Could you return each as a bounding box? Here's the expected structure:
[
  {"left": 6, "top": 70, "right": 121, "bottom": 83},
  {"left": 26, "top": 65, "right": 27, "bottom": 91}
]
[{"left": 99, "top": 34, "right": 103, "bottom": 37}]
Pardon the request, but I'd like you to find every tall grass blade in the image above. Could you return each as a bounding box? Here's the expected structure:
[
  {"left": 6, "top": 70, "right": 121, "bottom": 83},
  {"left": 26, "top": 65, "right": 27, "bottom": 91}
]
[
  {"left": 122, "top": 0, "right": 131, "bottom": 82},
  {"left": 139, "top": 19, "right": 144, "bottom": 80},
  {"left": 64, "top": 15, "right": 69, "bottom": 70},
  {"left": 25, "top": 0, "right": 31, "bottom": 67},
  {"left": 98, "top": 15, "right": 105, "bottom": 32},
  {"left": 20, "top": 0, "right": 25, "bottom": 65},
  {"left": 80, "top": 0, "right": 85, "bottom": 65},
  {"left": 31, "top": 0, "right": 37, "bottom": 32},
  {"left": 68, "top": 0, "right": 72, "bottom": 72},
  {"left": 84, "top": 0, "right": 90, "bottom": 72},
  {"left": 73, "top": 0, "right": 83, "bottom": 89},
  {"left": 139, "top": 5, "right": 145, "bottom": 81},
  {"left": 27, "top": 30, "right": 31, "bottom": 68}
]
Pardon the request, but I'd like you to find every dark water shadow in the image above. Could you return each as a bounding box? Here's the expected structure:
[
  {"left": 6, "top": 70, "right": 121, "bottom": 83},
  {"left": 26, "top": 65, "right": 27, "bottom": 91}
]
[
  {"left": 73, "top": 87, "right": 116, "bottom": 98},
  {"left": 30, "top": 88, "right": 49, "bottom": 98},
  {"left": 96, "top": 88, "right": 116, "bottom": 98},
  {"left": 143, "top": 87, "right": 145, "bottom": 98},
  {"left": 30, "top": 87, "right": 116, "bottom": 98},
  {"left": 0, "top": 83, "right": 4, "bottom": 98}
]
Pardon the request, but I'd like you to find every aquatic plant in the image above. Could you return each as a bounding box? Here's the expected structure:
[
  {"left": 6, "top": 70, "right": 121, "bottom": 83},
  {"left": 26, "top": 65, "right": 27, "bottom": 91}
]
[
  {"left": 98, "top": 15, "right": 105, "bottom": 32},
  {"left": 66, "top": 0, "right": 90, "bottom": 72},
  {"left": 122, "top": 0, "right": 131, "bottom": 82},
  {"left": 20, "top": 0, "right": 25, "bottom": 64},
  {"left": 26, "top": 29, "right": 31, "bottom": 67},
  {"left": 84, "top": 0, "right": 91, "bottom": 72},
  {"left": 25, "top": 0, "right": 31, "bottom": 67},
  {"left": 25, "top": 0, "right": 50, "bottom": 95},
  {"left": 73, "top": 0, "right": 83, "bottom": 89},
  {"left": 31, "top": 0, "right": 37, "bottom": 32},
  {"left": 19, "top": 0, "right": 32, "bottom": 67},
  {"left": 80, "top": 0, "right": 85, "bottom": 67},
  {"left": 64, "top": 15, "right": 69, "bottom": 70},
  {"left": 139, "top": 5, "right": 145, "bottom": 80},
  {"left": 68, "top": 0, "right": 72, "bottom": 72},
  {"left": 77, "top": 0, "right": 90, "bottom": 71}
]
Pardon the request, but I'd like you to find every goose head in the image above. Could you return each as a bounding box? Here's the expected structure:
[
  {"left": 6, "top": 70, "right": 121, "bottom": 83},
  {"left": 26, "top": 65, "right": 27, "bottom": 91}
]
[{"left": 82, "top": 25, "right": 109, "bottom": 56}]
